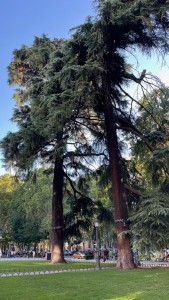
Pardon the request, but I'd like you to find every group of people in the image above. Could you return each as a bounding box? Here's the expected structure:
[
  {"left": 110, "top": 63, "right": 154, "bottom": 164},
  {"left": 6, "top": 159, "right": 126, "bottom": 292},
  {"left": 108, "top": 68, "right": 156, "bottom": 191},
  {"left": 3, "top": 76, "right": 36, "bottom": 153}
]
[
  {"left": 0, "top": 246, "right": 47, "bottom": 258},
  {"left": 159, "top": 248, "right": 169, "bottom": 261},
  {"left": 97, "top": 249, "right": 118, "bottom": 262}
]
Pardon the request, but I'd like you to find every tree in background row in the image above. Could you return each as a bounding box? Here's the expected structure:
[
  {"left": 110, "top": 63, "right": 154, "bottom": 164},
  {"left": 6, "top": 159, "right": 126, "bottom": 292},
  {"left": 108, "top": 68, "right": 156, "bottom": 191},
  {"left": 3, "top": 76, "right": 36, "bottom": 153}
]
[
  {"left": 0, "top": 171, "right": 51, "bottom": 248},
  {"left": 130, "top": 87, "right": 169, "bottom": 252}
]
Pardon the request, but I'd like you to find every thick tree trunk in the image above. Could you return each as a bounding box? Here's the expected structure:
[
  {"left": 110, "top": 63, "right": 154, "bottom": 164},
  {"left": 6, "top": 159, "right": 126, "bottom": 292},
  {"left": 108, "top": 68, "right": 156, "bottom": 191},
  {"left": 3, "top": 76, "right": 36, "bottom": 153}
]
[
  {"left": 51, "top": 158, "right": 65, "bottom": 264},
  {"left": 104, "top": 86, "right": 136, "bottom": 269}
]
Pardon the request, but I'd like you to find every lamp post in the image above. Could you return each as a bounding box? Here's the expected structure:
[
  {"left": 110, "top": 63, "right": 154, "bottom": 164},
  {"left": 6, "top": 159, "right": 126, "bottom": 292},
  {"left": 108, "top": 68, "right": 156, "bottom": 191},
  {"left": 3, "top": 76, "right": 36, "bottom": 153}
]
[
  {"left": 0, "top": 229, "right": 2, "bottom": 253},
  {"left": 94, "top": 219, "right": 101, "bottom": 270}
]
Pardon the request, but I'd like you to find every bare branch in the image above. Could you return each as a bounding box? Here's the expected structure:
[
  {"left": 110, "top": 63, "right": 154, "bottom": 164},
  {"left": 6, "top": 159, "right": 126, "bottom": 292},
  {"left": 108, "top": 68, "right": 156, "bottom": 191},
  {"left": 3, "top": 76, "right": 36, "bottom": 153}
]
[
  {"left": 123, "top": 70, "right": 146, "bottom": 84},
  {"left": 117, "top": 83, "right": 161, "bottom": 127}
]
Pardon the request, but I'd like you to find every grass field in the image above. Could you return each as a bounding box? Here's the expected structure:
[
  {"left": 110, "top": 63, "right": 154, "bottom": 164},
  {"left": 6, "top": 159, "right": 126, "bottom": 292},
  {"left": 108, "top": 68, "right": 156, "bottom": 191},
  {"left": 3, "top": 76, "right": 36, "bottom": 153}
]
[
  {"left": 0, "top": 260, "right": 114, "bottom": 273},
  {"left": 0, "top": 261, "right": 169, "bottom": 300}
]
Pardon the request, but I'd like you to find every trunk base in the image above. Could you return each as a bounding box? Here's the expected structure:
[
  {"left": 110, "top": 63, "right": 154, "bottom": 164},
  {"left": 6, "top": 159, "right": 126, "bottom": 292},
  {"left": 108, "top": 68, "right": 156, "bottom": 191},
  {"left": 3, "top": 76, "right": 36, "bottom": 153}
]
[
  {"left": 51, "top": 244, "right": 66, "bottom": 264},
  {"left": 51, "top": 254, "right": 66, "bottom": 264},
  {"left": 116, "top": 259, "right": 136, "bottom": 269},
  {"left": 116, "top": 250, "right": 136, "bottom": 269},
  {"left": 51, "top": 258, "right": 66, "bottom": 264}
]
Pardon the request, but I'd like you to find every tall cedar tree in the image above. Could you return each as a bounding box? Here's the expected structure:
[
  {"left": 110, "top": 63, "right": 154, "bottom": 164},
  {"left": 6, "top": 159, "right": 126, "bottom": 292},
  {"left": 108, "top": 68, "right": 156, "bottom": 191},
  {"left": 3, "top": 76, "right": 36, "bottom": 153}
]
[
  {"left": 1, "top": 36, "right": 67, "bottom": 263},
  {"left": 58, "top": 0, "right": 169, "bottom": 269},
  {"left": 1, "top": 36, "right": 106, "bottom": 262}
]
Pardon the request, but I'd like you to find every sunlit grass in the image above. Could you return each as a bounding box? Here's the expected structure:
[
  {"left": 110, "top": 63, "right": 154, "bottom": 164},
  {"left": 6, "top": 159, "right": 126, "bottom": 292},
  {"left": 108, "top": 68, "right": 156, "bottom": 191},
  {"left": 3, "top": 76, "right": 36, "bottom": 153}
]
[{"left": 107, "top": 292, "right": 143, "bottom": 300}]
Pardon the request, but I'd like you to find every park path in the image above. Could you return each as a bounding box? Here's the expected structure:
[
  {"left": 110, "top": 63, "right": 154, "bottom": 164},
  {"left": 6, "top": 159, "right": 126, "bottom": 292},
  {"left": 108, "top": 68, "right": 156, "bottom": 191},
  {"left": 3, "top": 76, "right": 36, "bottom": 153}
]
[
  {"left": 0, "top": 267, "right": 96, "bottom": 277},
  {"left": 0, "top": 257, "right": 98, "bottom": 277}
]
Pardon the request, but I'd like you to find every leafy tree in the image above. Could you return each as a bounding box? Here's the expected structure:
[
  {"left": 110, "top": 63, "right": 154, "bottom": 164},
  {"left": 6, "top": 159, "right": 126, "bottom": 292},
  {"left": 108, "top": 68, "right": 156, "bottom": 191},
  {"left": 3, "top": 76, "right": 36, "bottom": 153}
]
[
  {"left": 131, "top": 191, "right": 169, "bottom": 253},
  {"left": 0, "top": 174, "right": 19, "bottom": 236},
  {"left": 129, "top": 86, "right": 169, "bottom": 251},
  {"left": 10, "top": 215, "right": 44, "bottom": 246},
  {"left": 133, "top": 87, "right": 169, "bottom": 187},
  {"left": 0, "top": 170, "right": 52, "bottom": 247}
]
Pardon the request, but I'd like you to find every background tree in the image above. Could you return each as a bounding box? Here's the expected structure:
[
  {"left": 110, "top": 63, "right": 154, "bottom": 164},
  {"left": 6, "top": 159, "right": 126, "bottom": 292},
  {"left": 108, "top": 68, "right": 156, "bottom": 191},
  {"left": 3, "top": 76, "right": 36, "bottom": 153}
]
[
  {"left": 0, "top": 170, "right": 52, "bottom": 249},
  {"left": 129, "top": 86, "right": 169, "bottom": 252},
  {"left": 132, "top": 86, "right": 169, "bottom": 187},
  {"left": 0, "top": 174, "right": 18, "bottom": 246},
  {"left": 131, "top": 191, "right": 169, "bottom": 254}
]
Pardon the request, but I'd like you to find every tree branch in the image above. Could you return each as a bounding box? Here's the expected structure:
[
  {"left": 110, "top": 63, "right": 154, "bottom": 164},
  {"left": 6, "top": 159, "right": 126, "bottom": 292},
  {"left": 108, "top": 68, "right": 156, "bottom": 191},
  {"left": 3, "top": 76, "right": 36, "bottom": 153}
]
[
  {"left": 117, "top": 83, "right": 161, "bottom": 127},
  {"left": 124, "top": 183, "right": 142, "bottom": 196},
  {"left": 63, "top": 171, "right": 86, "bottom": 199},
  {"left": 123, "top": 70, "right": 146, "bottom": 84}
]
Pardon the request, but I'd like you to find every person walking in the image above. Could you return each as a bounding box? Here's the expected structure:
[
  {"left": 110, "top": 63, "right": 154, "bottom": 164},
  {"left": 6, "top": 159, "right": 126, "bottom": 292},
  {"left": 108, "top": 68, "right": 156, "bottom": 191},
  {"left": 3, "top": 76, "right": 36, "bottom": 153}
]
[{"left": 103, "top": 249, "right": 109, "bottom": 262}]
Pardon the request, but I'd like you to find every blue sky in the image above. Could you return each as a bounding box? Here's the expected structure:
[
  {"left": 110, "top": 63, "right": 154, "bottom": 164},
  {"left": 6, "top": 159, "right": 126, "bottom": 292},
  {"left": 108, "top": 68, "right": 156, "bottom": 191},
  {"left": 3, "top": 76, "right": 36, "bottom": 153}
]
[
  {"left": 0, "top": 0, "right": 94, "bottom": 137},
  {"left": 0, "top": 0, "right": 94, "bottom": 173},
  {"left": 0, "top": 0, "right": 169, "bottom": 174}
]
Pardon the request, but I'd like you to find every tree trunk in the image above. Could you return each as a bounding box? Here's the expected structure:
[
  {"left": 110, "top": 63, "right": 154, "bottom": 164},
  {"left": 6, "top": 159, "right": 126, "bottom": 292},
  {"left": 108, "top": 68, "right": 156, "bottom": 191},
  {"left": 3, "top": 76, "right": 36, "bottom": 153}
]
[
  {"left": 51, "top": 158, "right": 65, "bottom": 264},
  {"left": 104, "top": 84, "right": 136, "bottom": 269}
]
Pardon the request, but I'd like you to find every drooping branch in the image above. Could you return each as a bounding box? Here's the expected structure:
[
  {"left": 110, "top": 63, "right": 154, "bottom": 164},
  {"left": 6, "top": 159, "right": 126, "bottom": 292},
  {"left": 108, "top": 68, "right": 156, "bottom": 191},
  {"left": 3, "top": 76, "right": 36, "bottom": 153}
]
[
  {"left": 63, "top": 171, "right": 86, "bottom": 200},
  {"left": 115, "top": 114, "right": 154, "bottom": 151},
  {"left": 124, "top": 183, "right": 142, "bottom": 196},
  {"left": 63, "top": 150, "right": 108, "bottom": 160},
  {"left": 118, "top": 125, "right": 154, "bottom": 151},
  {"left": 73, "top": 118, "right": 103, "bottom": 137}
]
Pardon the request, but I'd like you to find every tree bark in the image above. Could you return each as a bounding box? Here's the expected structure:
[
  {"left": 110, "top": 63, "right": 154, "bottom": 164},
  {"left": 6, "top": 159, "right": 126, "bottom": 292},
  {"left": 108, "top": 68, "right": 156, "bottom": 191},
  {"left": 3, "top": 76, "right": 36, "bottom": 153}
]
[
  {"left": 103, "top": 83, "right": 136, "bottom": 269},
  {"left": 51, "top": 158, "right": 65, "bottom": 264}
]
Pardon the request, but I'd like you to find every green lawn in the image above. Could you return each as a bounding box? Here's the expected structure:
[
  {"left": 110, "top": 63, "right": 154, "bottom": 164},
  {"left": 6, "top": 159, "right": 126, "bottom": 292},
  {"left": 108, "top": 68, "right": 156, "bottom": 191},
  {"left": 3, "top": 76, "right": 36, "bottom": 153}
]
[
  {"left": 0, "top": 260, "right": 114, "bottom": 273},
  {"left": 0, "top": 261, "right": 169, "bottom": 299}
]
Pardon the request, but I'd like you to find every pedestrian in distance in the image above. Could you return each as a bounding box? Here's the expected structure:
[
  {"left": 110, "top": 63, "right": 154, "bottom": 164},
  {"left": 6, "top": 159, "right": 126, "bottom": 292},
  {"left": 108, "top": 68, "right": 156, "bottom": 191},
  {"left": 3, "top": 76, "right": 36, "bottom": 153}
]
[{"left": 103, "top": 249, "right": 109, "bottom": 262}]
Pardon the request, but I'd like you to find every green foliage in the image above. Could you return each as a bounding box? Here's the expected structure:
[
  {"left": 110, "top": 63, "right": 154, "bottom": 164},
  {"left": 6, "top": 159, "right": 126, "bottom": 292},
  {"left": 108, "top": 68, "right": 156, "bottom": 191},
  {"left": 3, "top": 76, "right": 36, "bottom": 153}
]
[
  {"left": 0, "top": 174, "right": 19, "bottom": 235},
  {"left": 0, "top": 170, "right": 52, "bottom": 245},
  {"left": 131, "top": 87, "right": 169, "bottom": 189},
  {"left": 8, "top": 35, "right": 58, "bottom": 87},
  {"left": 10, "top": 215, "right": 44, "bottom": 244},
  {"left": 130, "top": 191, "right": 169, "bottom": 252},
  {"left": 64, "top": 173, "right": 114, "bottom": 241}
]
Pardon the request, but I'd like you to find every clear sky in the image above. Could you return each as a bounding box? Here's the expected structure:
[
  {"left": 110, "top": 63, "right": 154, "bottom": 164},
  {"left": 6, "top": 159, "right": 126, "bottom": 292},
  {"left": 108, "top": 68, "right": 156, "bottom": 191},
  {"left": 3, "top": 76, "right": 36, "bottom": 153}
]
[
  {"left": 0, "top": 0, "right": 169, "bottom": 174},
  {"left": 0, "top": 0, "right": 94, "bottom": 173},
  {"left": 0, "top": 0, "right": 94, "bottom": 137}
]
